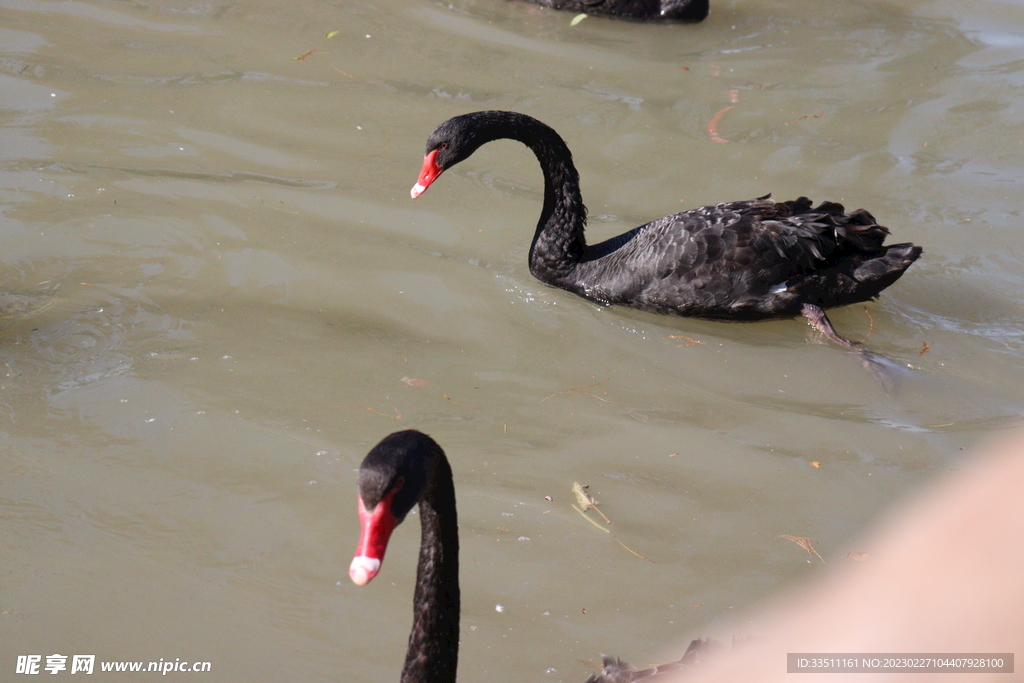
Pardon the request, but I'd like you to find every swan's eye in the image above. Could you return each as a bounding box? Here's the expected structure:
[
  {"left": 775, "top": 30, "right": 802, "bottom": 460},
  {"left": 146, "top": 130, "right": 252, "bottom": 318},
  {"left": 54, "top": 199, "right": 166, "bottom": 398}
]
[
  {"left": 439, "top": 143, "right": 448, "bottom": 150},
  {"left": 394, "top": 476, "right": 405, "bottom": 490}
]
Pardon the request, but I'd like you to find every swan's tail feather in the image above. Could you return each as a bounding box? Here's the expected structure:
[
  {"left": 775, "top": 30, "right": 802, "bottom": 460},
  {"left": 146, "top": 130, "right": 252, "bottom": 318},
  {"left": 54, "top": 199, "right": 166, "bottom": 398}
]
[{"left": 853, "top": 242, "right": 923, "bottom": 290}]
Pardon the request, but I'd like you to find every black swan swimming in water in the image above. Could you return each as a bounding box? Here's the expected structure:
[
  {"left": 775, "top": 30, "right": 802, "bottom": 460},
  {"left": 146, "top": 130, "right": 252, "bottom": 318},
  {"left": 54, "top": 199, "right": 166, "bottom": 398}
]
[
  {"left": 518, "top": 0, "right": 708, "bottom": 22},
  {"left": 411, "top": 111, "right": 922, "bottom": 375},
  {"left": 349, "top": 430, "right": 717, "bottom": 683}
]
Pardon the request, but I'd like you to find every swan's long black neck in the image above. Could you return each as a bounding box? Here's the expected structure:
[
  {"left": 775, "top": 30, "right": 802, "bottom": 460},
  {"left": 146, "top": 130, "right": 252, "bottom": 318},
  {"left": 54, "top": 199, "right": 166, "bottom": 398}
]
[
  {"left": 522, "top": 121, "right": 588, "bottom": 282},
  {"left": 401, "top": 455, "right": 459, "bottom": 683},
  {"left": 466, "top": 112, "right": 588, "bottom": 282}
]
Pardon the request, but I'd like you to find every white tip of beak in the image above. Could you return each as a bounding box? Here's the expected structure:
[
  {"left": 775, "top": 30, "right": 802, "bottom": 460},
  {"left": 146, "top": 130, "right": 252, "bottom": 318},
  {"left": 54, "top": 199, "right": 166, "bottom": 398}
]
[
  {"left": 349, "top": 556, "right": 381, "bottom": 586},
  {"left": 410, "top": 183, "right": 426, "bottom": 199}
]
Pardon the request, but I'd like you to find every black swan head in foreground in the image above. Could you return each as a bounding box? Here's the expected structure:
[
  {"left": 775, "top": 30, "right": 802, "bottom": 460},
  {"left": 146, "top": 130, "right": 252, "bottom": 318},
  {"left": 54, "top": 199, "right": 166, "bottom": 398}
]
[
  {"left": 518, "top": 0, "right": 708, "bottom": 22},
  {"left": 411, "top": 111, "right": 922, "bottom": 364},
  {"left": 350, "top": 430, "right": 459, "bottom": 683},
  {"left": 349, "top": 430, "right": 715, "bottom": 683}
]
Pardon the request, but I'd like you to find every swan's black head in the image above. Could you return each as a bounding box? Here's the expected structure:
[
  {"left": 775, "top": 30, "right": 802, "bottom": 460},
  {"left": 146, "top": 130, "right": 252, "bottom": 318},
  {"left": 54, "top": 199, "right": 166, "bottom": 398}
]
[
  {"left": 349, "top": 430, "right": 444, "bottom": 586},
  {"left": 411, "top": 111, "right": 544, "bottom": 199}
]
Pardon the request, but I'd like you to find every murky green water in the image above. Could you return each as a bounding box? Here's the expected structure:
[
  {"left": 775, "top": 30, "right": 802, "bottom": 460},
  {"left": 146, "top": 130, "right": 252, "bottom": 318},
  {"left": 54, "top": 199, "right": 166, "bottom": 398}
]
[{"left": 2, "top": 0, "right": 1023, "bottom": 680}]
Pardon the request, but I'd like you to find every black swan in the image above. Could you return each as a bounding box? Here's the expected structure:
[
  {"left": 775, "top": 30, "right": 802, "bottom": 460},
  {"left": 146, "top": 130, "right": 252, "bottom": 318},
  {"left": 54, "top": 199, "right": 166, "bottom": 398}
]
[
  {"left": 349, "top": 430, "right": 719, "bottom": 683},
  {"left": 411, "top": 111, "right": 922, "bottom": 373},
  {"left": 517, "top": 0, "right": 708, "bottom": 22}
]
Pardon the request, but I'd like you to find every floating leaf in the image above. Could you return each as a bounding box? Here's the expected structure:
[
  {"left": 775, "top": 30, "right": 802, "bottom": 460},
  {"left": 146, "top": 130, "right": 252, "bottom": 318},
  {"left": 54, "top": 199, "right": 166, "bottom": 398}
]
[
  {"left": 776, "top": 534, "right": 825, "bottom": 564},
  {"left": 570, "top": 13, "right": 588, "bottom": 26},
  {"left": 325, "top": 30, "right": 341, "bottom": 39},
  {"left": 572, "top": 482, "right": 600, "bottom": 513},
  {"left": 809, "top": 461, "right": 820, "bottom": 468},
  {"left": 918, "top": 341, "right": 930, "bottom": 356},
  {"left": 572, "top": 482, "right": 611, "bottom": 524},
  {"left": 707, "top": 105, "right": 733, "bottom": 143},
  {"left": 666, "top": 334, "right": 702, "bottom": 347},
  {"left": 401, "top": 376, "right": 429, "bottom": 387},
  {"left": 784, "top": 108, "right": 826, "bottom": 126}
]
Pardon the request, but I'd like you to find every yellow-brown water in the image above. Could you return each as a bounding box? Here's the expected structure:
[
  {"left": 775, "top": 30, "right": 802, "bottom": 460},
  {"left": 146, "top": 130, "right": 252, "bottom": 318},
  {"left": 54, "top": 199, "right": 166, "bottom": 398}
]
[{"left": 2, "top": 0, "right": 1023, "bottom": 680}]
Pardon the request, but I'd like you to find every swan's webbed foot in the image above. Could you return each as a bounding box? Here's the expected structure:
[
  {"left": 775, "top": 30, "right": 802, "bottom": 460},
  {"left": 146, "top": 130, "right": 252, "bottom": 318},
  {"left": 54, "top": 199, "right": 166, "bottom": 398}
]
[
  {"left": 801, "top": 303, "right": 908, "bottom": 393},
  {"left": 801, "top": 303, "right": 861, "bottom": 350}
]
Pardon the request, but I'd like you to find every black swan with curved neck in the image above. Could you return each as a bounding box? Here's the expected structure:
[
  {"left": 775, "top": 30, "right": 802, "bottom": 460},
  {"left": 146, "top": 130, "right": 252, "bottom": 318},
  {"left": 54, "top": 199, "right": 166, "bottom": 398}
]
[
  {"left": 411, "top": 111, "right": 922, "bottom": 369},
  {"left": 519, "top": 0, "right": 708, "bottom": 22},
  {"left": 350, "top": 430, "right": 718, "bottom": 682}
]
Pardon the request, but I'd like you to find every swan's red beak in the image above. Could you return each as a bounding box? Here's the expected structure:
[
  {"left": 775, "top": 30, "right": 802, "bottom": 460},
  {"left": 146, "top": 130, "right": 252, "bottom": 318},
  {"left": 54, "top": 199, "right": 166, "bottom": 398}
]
[
  {"left": 410, "top": 149, "right": 443, "bottom": 199},
  {"left": 350, "top": 490, "right": 399, "bottom": 586}
]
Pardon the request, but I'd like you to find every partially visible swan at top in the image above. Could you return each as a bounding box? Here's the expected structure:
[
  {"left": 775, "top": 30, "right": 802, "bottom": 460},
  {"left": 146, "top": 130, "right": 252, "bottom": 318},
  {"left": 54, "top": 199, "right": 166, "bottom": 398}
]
[{"left": 516, "top": 0, "right": 708, "bottom": 22}]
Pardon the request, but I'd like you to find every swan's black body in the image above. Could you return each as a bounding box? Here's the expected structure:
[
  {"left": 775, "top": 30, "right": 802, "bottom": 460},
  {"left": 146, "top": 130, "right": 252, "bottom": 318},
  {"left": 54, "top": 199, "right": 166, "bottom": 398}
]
[
  {"left": 351, "top": 431, "right": 459, "bottom": 683},
  {"left": 522, "top": 0, "right": 707, "bottom": 21},
  {"left": 412, "top": 111, "right": 922, "bottom": 358}
]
